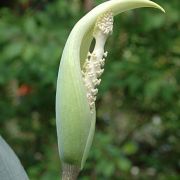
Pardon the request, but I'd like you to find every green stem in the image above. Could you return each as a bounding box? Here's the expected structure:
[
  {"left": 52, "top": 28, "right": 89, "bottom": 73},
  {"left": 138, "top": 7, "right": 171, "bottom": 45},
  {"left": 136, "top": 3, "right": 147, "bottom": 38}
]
[{"left": 62, "top": 163, "right": 80, "bottom": 180}]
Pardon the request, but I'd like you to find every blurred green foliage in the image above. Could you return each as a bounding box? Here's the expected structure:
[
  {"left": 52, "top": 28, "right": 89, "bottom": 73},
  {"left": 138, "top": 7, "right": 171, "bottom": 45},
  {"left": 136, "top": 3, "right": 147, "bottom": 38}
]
[{"left": 0, "top": 0, "right": 179, "bottom": 179}]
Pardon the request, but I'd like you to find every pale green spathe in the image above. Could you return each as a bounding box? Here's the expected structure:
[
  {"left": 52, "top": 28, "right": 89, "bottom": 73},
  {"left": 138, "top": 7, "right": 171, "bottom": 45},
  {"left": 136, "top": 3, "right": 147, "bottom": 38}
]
[{"left": 56, "top": 0, "right": 164, "bottom": 169}]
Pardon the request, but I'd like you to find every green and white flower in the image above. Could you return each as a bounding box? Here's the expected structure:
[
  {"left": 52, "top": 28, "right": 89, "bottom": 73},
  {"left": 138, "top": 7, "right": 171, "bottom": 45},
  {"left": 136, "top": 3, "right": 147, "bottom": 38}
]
[{"left": 56, "top": 0, "right": 164, "bottom": 171}]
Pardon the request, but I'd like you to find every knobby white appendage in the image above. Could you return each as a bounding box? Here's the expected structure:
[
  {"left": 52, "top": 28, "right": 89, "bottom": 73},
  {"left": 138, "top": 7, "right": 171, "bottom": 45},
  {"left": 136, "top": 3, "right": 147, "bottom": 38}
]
[{"left": 82, "top": 11, "right": 113, "bottom": 111}]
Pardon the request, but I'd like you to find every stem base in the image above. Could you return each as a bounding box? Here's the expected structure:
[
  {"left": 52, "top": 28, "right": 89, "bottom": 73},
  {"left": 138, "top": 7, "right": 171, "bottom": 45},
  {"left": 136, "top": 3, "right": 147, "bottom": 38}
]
[{"left": 62, "top": 163, "right": 80, "bottom": 180}]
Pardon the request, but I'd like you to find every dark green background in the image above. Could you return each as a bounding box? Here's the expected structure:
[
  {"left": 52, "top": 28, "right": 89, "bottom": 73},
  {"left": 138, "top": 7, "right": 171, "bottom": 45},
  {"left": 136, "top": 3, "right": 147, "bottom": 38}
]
[{"left": 0, "top": 0, "right": 179, "bottom": 179}]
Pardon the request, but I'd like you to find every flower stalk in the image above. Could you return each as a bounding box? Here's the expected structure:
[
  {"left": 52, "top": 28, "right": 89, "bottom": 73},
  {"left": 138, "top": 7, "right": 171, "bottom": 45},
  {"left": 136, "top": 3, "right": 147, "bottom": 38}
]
[{"left": 62, "top": 163, "right": 80, "bottom": 180}]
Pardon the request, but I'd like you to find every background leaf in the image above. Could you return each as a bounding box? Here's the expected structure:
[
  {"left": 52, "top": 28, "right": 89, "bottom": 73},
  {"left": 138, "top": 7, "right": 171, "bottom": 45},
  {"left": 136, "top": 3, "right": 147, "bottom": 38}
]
[{"left": 0, "top": 136, "right": 29, "bottom": 180}]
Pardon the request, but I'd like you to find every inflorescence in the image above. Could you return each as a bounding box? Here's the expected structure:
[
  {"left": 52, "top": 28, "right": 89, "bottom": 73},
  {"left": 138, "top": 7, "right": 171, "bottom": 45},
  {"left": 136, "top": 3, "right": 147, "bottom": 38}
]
[{"left": 82, "top": 11, "right": 113, "bottom": 112}]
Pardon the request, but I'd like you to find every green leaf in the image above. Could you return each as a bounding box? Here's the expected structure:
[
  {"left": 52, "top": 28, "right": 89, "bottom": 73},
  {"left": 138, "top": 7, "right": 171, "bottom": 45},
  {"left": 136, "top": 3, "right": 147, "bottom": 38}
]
[
  {"left": 117, "top": 157, "right": 131, "bottom": 172},
  {"left": 122, "top": 141, "right": 138, "bottom": 155}
]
